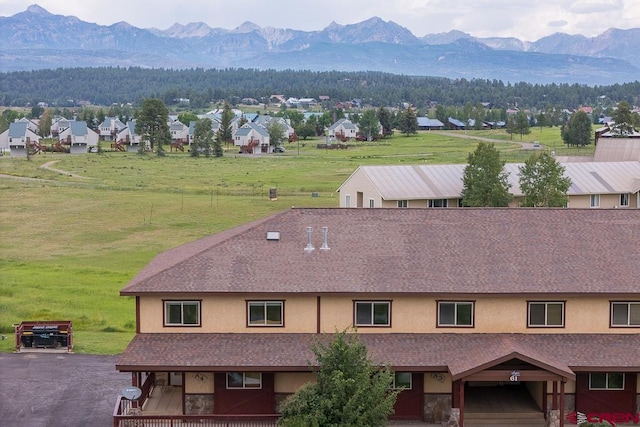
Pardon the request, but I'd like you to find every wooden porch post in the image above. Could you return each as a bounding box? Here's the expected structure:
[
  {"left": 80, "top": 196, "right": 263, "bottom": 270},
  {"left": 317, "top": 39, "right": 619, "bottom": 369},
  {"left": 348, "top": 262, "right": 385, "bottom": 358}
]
[
  {"left": 460, "top": 380, "right": 465, "bottom": 427},
  {"left": 131, "top": 372, "right": 138, "bottom": 408},
  {"left": 559, "top": 381, "right": 565, "bottom": 427},
  {"left": 552, "top": 380, "right": 558, "bottom": 410},
  {"left": 542, "top": 381, "right": 547, "bottom": 419}
]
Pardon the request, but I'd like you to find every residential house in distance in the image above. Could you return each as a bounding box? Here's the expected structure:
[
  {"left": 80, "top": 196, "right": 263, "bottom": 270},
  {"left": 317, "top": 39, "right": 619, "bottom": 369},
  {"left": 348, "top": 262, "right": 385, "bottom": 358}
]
[
  {"left": 114, "top": 208, "right": 640, "bottom": 427},
  {"left": 417, "top": 117, "right": 445, "bottom": 130},
  {"left": 327, "top": 118, "right": 359, "bottom": 141},
  {"left": 0, "top": 119, "right": 41, "bottom": 156},
  {"left": 447, "top": 117, "right": 466, "bottom": 130},
  {"left": 57, "top": 120, "right": 99, "bottom": 153},
  {"left": 50, "top": 117, "right": 73, "bottom": 137},
  {"left": 115, "top": 120, "right": 144, "bottom": 152},
  {"left": 98, "top": 117, "right": 126, "bottom": 141},
  {"left": 337, "top": 162, "right": 640, "bottom": 209},
  {"left": 233, "top": 122, "right": 270, "bottom": 154},
  {"left": 252, "top": 116, "right": 295, "bottom": 140},
  {"left": 169, "top": 121, "right": 189, "bottom": 151}
]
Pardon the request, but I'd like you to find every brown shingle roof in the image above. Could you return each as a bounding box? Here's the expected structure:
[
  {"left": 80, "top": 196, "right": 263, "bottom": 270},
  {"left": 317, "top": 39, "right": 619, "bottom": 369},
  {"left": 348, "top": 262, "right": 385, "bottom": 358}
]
[
  {"left": 115, "top": 333, "right": 640, "bottom": 373},
  {"left": 121, "top": 208, "right": 639, "bottom": 296}
]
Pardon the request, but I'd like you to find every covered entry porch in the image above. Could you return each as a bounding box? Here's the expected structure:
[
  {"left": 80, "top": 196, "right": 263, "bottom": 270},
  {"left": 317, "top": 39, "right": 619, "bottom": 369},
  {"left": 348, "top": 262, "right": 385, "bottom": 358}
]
[{"left": 450, "top": 350, "right": 575, "bottom": 427}]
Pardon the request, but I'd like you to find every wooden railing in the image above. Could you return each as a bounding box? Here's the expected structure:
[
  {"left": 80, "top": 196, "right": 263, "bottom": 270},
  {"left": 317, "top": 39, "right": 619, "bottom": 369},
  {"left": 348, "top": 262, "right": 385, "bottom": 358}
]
[{"left": 113, "top": 395, "right": 280, "bottom": 427}]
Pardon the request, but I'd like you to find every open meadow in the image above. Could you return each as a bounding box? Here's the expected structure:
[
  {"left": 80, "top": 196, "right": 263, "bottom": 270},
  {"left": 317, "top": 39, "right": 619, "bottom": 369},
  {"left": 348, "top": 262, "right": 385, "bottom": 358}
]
[{"left": 0, "top": 128, "right": 593, "bottom": 354}]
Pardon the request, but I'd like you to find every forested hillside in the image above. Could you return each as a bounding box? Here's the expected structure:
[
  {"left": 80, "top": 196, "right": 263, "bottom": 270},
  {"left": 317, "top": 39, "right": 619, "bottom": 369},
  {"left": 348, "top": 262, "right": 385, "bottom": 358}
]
[{"left": 1, "top": 67, "right": 638, "bottom": 110}]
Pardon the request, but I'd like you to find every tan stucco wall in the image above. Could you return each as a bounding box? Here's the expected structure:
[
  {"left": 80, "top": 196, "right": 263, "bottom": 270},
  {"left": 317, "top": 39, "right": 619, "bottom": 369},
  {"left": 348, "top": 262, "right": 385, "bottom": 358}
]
[
  {"left": 339, "top": 169, "right": 382, "bottom": 208},
  {"left": 566, "top": 193, "right": 636, "bottom": 209},
  {"left": 274, "top": 373, "right": 317, "bottom": 393},
  {"left": 140, "top": 294, "right": 633, "bottom": 334},
  {"left": 139, "top": 294, "right": 317, "bottom": 333},
  {"left": 425, "top": 372, "right": 452, "bottom": 393},
  {"left": 185, "top": 372, "right": 214, "bottom": 393}
]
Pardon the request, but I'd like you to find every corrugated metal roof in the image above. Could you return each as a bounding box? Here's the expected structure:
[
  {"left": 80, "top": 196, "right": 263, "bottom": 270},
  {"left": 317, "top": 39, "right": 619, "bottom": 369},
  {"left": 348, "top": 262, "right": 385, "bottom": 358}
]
[
  {"left": 356, "top": 161, "right": 640, "bottom": 199},
  {"left": 8, "top": 122, "right": 28, "bottom": 138},
  {"left": 594, "top": 139, "right": 640, "bottom": 162},
  {"left": 68, "top": 121, "right": 88, "bottom": 136}
]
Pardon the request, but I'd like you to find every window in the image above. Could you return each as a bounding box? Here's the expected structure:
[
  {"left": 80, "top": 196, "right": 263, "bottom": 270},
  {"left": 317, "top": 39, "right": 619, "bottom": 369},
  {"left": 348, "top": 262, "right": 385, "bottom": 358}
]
[
  {"left": 397, "top": 200, "right": 408, "bottom": 208},
  {"left": 428, "top": 199, "right": 448, "bottom": 208},
  {"left": 438, "top": 301, "right": 474, "bottom": 327},
  {"left": 589, "top": 373, "right": 625, "bottom": 390},
  {"left": 226, "top": 372, "right": 262, "bottom": 389},
  {"left": 611, "top": 302, "right": 640, "bottom": 327},
  {"left": 164, "top": 301, "right": 200, "bottom": 326},
  {"left": 590, "top": 194, "right": 600, "bottom": 208},
  {"left": 355, "top": 301, "right": 390, "bottom": 326},
  {"left": 528, "top": 302, "right": 564, "bottom": 327},
  {"left": 247, "top": 301, "right": 283, "bottom": 326},
  {"left": 345, "top": 195, "right": 351, "bottom": 207},
  {"left": 620, "top": 193, "right": 630, "bottom": 207},
  {"left": 369, "top": 199, "right": 375, "bottom": 208},
  {"left": 392, "top": 372, "right": 412, "bottom": 389}
]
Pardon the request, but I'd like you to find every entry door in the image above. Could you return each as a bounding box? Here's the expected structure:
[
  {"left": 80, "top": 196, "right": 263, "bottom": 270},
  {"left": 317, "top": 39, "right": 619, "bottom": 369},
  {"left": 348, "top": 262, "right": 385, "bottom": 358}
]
[{"left": 390, "top": 373, "right": 424, "bottom": 420}]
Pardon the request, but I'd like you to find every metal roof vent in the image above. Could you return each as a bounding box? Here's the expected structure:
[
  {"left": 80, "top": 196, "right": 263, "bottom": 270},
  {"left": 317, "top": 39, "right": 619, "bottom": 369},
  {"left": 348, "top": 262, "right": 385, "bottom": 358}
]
[
  {"left": 266, "top": 231, "right": 280, "bottom": 241},
  {"left": 304, "top": 227, "right": 315, "bottom": 252},
  {"left": 320, "top": 226, "right": 330, "bottom": 251}
]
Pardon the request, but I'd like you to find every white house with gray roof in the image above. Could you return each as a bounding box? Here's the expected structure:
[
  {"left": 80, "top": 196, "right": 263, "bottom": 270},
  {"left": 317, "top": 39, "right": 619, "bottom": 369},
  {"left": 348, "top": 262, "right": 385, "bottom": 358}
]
[
  {"left": 233, "top": 122, "right": 270, "bottom": 154},
  {"left": 58, "top": 120, "right": 99, "bottom": 153},
  {"left": 98, "top": 117, "right": 127, "bottom": 141},
  {"left": 0, "top": 120, "right": 41, "bottom": 156},
  {"left": 327, "top": 118, "right": 359, "bottom": 141}
]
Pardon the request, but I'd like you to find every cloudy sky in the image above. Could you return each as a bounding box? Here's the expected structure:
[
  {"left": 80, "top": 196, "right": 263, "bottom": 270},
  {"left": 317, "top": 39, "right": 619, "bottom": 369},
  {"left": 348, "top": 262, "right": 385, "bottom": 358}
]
[{"left": 1, "top": 0, "right": 638, "bottom": 40}]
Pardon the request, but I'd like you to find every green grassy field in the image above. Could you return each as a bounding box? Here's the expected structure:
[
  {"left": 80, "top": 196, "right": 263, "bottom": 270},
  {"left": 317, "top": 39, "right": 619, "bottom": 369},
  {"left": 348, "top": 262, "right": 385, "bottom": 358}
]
[{"left": 0, "top": 128, "right": 592, "bottom": 353}]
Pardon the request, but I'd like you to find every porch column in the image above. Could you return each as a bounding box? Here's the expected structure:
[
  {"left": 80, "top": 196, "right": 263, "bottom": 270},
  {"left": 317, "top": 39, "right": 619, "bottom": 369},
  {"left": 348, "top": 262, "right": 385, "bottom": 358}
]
[
  {"left": 559, "top": 380, "right": 565, "bottom": 427},
  {"left": 552, "top": 381, "right": 558, "bottom": 410},
  {"left": 131, "top": 372, "right": 139, "bottom": 408},
  {"left": 542, "top": 381, "right": 547, "bottom": 419},
  {"left": 459, "top": 380, "right": 465, "bottom": 427}
]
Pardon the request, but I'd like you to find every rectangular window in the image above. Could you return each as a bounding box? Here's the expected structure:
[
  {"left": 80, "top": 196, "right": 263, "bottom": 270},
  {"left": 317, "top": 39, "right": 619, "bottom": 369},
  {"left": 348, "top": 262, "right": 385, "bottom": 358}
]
[
  {"left": 345, "top": 195, "right": 351, "bottom": 208},
  {"left": 226, "top": 372, "right": 262, "bottom": 389},
  {"left": 247, "top": 301, "right": 283, "bottom": 326},
  {"left": 369, "top": 199, "right": 375, "bottom": 208},
  {"left": 590, "top": 194, "right": 600, "bottom": 208},
  {"left": 355, "top": 301, "right": 390, "bottom": 327},
  {"left": 428, "top": 199, "right": 448, "bottom": 208},
  {"left": 438, "top": 301, "right": 474, "bottom": 327},
  {"left": 397, "top": 200, "right": 408, "bottom": 208},
  {"left": 164, "top": 301, "right": 200, "bottom": 326},
  {"left": 392, "top": 372, "right": 412, "bottom": 390},
  {"left": 528, "top": 302, "right": 564, "bottom": 327},
  {"left": 611, "top": 302, "right": 640, "bottom": 327},
  {"left": 589, "top": 373, "right": 625, "bottom": 390},
  {"left": 620, "top": 193, "right": 630, "bottom": 207}
]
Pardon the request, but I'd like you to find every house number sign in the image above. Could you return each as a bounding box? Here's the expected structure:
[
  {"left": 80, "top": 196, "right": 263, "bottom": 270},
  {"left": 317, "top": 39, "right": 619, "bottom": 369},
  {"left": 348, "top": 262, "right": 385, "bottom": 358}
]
[{"left": 509, "top": 371, "right": 520, "bottom": 382}]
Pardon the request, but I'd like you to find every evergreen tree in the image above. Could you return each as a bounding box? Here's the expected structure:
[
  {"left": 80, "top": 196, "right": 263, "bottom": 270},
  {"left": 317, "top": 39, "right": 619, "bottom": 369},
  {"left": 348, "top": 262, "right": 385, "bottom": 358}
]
[
  {"left": 191, "top": 118, "right": 214, "bottom": 157},
  {"left": 279, "top": 330, "right": 399, "bottom": 427},
  {"left": 518, "top": 152, "right": 571, "bottom": 207},
  {"left": 611, "top": 101, "right": 636, "bottom": 136},
  {"left": 359, "top": 109, "right": 381, "bottom": 141},
  {"left": 515, "top": 111, "right": 531, "bottom": 139},
  {"left": 561, "top": 110, "right": 592, "bottom": 146},
  {"left": 266, "top": 120, "right": 286, "bottom": 149},
  {"left": 213, "top": 131, "right": 223, "bottom": 157},
  {"left": 398, "top": 107, "right": 418, "bottom": 136},
  {"left": 136, "top": 98, "right": 170, "bottom": 154},
  {"left": 219, "top": 101, "right": 235, "bottom": 147},
  {"left": 377, "top": 106, "right": 392, "bottom": 137},
  {"left": 461, "top": 142, "right": 512, "bottom": 207}
]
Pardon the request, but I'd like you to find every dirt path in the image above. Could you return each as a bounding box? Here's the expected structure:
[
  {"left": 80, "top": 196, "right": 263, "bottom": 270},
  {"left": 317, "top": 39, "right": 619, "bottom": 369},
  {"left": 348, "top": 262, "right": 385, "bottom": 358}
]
[
  {"left": 428, "top": 131, "right": 540, "bottom": 149},
  {"left": 40, "top": 160, "right": 91, "bottom": 179}
]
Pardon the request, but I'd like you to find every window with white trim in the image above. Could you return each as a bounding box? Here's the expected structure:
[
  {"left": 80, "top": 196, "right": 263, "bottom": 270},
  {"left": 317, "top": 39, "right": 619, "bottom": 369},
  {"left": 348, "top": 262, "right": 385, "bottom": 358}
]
[
  {"left": 620, "top": 193, "right": 630, "bottom": 207},
  {"left": 438, "top": 301, "right": 474, "bottom": 327},
  {"left": 428, "top": 199, "right": 448, "bottom": 208},
  {"left": 590, "top": 194, "right": 600, "bottom": 208},
  {"left": 345, "top": 195, "right": 351, "bottom": 208},
  {"left": 391, "top": 372, "right": 412, "bottom": 389},
  {"left": 369, "top": 198, "right": 375, "bottom": 208},
  {"left": 164, "top": 300, "right": 200, "bottom": 326},
  {"left": 528, "top": 301, "right": 564, "bottom": 327},
  {"left": 589, "top": 373, "right": 625, "bottom": 390},
  {"left": 247, "top": 301, "right": 283, "bottom": 326},
  {"left": 611, "top": 302, "right": 640, "bottom": 327},
  {"left": 355, "top": 301, "right": 390, "bottom": 326},
  {"left": 397, "top": 200, "right": 408, "bottom": 208},
  {"left": 226, "top": 372, "right": 262, "bottom": 389}
]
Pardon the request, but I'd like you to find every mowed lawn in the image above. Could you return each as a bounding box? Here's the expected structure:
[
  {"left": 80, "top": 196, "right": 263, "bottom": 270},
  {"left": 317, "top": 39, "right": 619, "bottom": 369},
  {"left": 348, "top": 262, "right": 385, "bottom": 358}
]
[{"left": 0, "top": 128, "right": 591, "bottom": 354}]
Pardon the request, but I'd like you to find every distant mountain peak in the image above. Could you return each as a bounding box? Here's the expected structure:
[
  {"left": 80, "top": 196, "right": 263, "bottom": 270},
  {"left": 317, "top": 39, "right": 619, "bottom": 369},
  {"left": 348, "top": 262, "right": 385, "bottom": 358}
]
[
  {"left": 25, "top": 4, "right": 50, "bottom": 15},
  {"left": 233, "top": 21, "right": 261, "bottom": 33}
]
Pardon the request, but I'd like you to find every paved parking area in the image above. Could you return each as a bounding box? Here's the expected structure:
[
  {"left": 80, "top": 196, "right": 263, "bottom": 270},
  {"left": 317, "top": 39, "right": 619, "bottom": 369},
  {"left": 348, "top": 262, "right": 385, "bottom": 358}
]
[{"left": 0, "top": 352, "right": 130, "bottom": 427}]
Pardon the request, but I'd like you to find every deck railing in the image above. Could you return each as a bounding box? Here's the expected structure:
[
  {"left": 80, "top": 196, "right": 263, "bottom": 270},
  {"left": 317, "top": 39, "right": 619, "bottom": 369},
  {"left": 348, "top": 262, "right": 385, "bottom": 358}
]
[{"left": 113, "top": 395, "right": 280, "bottom": 427}]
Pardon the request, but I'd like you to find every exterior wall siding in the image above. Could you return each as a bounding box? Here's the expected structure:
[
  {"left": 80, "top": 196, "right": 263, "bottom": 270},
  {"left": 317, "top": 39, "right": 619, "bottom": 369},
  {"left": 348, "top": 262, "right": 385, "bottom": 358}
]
[{"left": 139, "top": 294, "right": 640, "bottom": 334}]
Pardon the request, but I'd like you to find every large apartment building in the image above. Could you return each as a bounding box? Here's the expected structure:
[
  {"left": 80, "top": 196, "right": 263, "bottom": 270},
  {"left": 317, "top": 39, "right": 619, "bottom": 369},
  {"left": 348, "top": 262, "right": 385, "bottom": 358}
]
[{"left": 115, "top": 208, "right": 640, "bottom": 427}]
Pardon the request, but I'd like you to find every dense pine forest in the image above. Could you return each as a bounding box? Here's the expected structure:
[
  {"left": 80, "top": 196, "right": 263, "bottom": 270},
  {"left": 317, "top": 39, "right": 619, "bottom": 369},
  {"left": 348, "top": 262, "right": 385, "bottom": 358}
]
[{"left": 1, "top": 67, "right": 638, "bottom": 111}]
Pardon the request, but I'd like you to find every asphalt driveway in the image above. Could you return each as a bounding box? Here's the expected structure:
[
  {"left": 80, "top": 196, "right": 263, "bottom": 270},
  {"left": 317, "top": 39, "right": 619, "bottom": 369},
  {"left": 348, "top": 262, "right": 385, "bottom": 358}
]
[{"left": 0, "top": 352, "right": 130, "bottom": 427}]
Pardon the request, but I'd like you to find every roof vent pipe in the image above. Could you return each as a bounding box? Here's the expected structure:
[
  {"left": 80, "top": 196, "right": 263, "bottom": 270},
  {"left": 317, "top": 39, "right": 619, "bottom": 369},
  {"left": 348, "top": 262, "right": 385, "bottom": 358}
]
[
  {"left": 304, "top": 227, "right": 315, "bottom": 252},
  {"left": 320, "top": 226, "right": 330, "bottom": 251}
]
